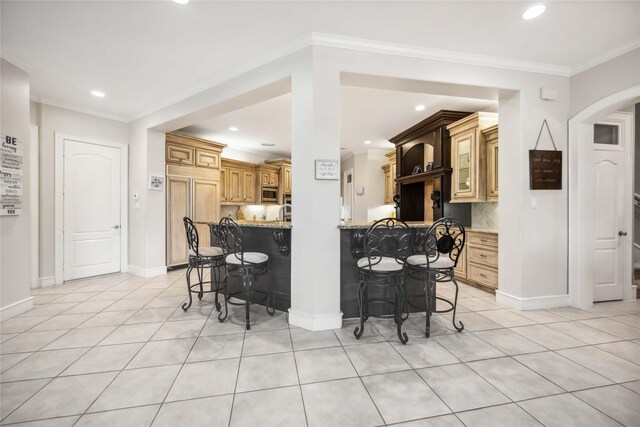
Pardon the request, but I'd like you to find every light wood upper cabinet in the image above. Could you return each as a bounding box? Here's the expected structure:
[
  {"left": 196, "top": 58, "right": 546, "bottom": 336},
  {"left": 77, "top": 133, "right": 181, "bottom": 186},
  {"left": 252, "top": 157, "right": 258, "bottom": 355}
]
[
  {"left": 283, "top": 166, "right": 292, "bottom": 193},
  {"left": 228, "top": 168, "right": 242, "bottom": 203},
  {"left": 448, "top": 112, "right": 498, "bottom": 203},
  {"left": 382, "top": 150, "right": 396, "bottom": 205},
  {"left": 192, "top": 179, "right": 219, "bottom": 248},
  {"left": 219, "top": 168, "right": 228, "bottom": 202},
  {"left": 483, "top": 124, "right": 499, "bottom": 201},
  {"left": 243, "top": 171, "right": 255, "bottom": 203},
  {"left": 195, "top": 149, "right": 220, "bottom": 169},
  {"left": 166, "top": 143, "right": 195, "bottom": 166}
]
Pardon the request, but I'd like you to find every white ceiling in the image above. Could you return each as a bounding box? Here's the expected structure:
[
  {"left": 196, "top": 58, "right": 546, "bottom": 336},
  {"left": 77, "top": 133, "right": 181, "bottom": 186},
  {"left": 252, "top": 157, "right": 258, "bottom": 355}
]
[
  {"left": 178, "top": 85, "right": 498, "bottom": 158},
  {"left": 1, "top": 1, "right": 638, "bottom": 121}
]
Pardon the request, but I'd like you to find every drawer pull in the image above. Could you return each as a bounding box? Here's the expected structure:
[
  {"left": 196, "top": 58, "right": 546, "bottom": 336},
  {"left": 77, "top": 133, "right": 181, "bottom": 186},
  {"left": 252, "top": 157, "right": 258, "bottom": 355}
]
[
  {"left": 479, "top": 254, "right": 487, "bottom": 258},
  {"left": 479, "top": 273, "right": 487, "bottom": 278},
  {"left": 480, "top": 239, "right": 487, "bottom": 242}
]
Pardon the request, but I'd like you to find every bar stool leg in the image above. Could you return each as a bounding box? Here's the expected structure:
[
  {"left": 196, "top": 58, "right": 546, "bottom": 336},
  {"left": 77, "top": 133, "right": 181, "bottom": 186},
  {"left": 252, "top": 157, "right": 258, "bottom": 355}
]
[
  {"left": 395, "top": 276, "right": 408, "bottom": 344},
  {"left": 182, "top": 265, "right": 194, "bottom": 312},
  {"left": 264, "top": 267, "right": 275, "bottom": 316},
  {"left": 196, "top": 265, "right": 204, "bottom": 300},
  {"left": 425, "top": 271, "right": 435, "bottom": 338},
  {"left": 242, "top": 269, "right": 252, "bottom": 330},
  {"left": 218, "top": 270, "right": 229, "bottom": 322},
  {"left": 450, "top": 277, "right": 464, "bottom": 332},
  {"left": 354, "top": 279, "right": 367, "bottom": 339},
  {"left": 212, "top": 263, "right": 221, "bottom": 311}
]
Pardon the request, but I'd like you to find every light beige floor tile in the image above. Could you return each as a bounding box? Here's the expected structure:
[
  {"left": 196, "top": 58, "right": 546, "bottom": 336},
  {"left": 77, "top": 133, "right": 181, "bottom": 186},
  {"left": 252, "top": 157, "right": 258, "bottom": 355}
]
[
  {"left": 124, "top": 289, "right": 163, "bottom": 300},
  {"left": 99, "top": 322, "right": 163, "bottom": 345},
  {"left": 144, "top": 296, "right": 186, "bottom": 309},
  {"left": 166, "top": 304, "right": 213, "bottom": 322},
  {"left": 63, "top": 343, "right": 143, "bottom": 375},
  {"left": 63, "top": 300, "right": 115, "bottom": 314},
  {"left": 124, "top": 308, "right": 176, "bottom": 325},
  {"left": 390, "top": 338, "right": 459, "bottom": 369},
  {"left": 230, "top": 386, "right": 305, "bottom": 427},
  {"left": 514, "top": 351, "right": 613, "bottom": 391},
  {"left": 19, "top": 303, "right": 78, "bottom": 317},
  {"left": 3, "top": 372, "right": 117, "bottom": 424},
  {"left": 43, "top": 326, "right": 116, "bottom": 350},
  {"left": 477, "top": 309, "right": 536, "bottom": 328},
  {"left": 468, "top": 357, "right": 563, "bottom": 401},
  {"left": 519, "top": 393, "right": 621, "bottom": 427},
  {"left": 510, "top": 325, "right": 585, "bottom": 350},
  {"left": 547, "top": 307, "right": 597, "bottom": 321},
  {"left": 0, "top": 353, "right": 32, "bottom": 373},
  {"left": 511, "top": 309, "right": 567, "bottom": 324},
  {"left": 579, "top": 318, "right": 640, "bottom": 340},
  {"left": 363, "top": 370, "right": 450, "bottom": 424},
  {"left": 126, "top": 338, "right": 194, "bottom": 369},
  {"left": 1, "top": 348, "right": 88, "bottom": 382},
  {"left": 0, "top": 379, "right": 50, "bottom": 420},
  {"left": 77, "top": 310, "right": 136, "bottom": 328},
  {"left": 574, "top": 385, "right": 640, "bottom": 427},
  {"left": 75, "top": 405, "right": 159, "bottom": 427},
  {"left": 344, "top": 342, "right": 410, "bottom": 376},
  {"left": 88, "top": 365, "right": 181, "bottom": 412},
  {"left": 187, "top": 334, "right": 244, "bottom": 362},
  {"left": 622, "top": 380, "right": 640, "bottom": 394},
  {"left": 546, "top": 321, "right": 621, "bottom": 344},
  {"left": 390, "top": 414, "right": 464, "bottom": 427},
  {"left": 596, "top": 340, "right": 640, "bottom": 364},
  {"left": 51, "top": 293, "right": 97, "bottom": 303},
  {"left": 456, "top": 403, "right": 543, "bottom": 427},
  {"left": 151, "top": 319, "right": 206, "bottom": 340},
  {"left": 609, "top": 314, "right": 640, "bottom": 328},
  {"left": 371, "top": 318, "right": 424, "bottom": 340},
  {"left": 473, "top": 329, "right": 546, "bottom": 356},
  {"left": 335, "top": 320, "right": 386, "bottom": 345},
  {"left": 1, "top": 316, "right": 52, "bottom": 334},
  {"left": 302, "top": 378, "right": 383, "bottom": 427},
  {"left": 154, "top": 395, "right": 232, "bottom": 427},
  {"left": 86, "top": 291, "right": 132, "bottom": 302},
  {"left": 295, "top": 346, "right": 357, "bottom": 383},
  {"left": 457, "top": 297, "right": 499, "bottom": 312},
  {"left": 235, "top": 352, "right": 297, "bottom": 393},
  {"left": 442, "top": 312, "right": 501, "bottom": 332},
  {"left": 557, "top": 346, "right": 640, "bottom": 383},
  {"left": 433, "top": 333, "right": 504, "bottom": 362},
  {"left": 201, "top": 317, "right": 248, "bottom": 336},
  {"left": 166, "top": 358, "right": 239, "bottom": 401},
  {"left": 103, "top": 298, "right": 150, "bottom": 312},
  {"left": 0, "top": 330, "right": 69, "bottom": 354},
  {"left": 418, "top": 363, "right": 510, "bottom": 412},
  {"left": 290, "top": 328, "right": 340, "bottom": 351},
  {"left": 241, "top": 329, "right": 292, "bottom": 356},
  {"left": 29, "top": 313, "right": 94, "bottom": 331}
]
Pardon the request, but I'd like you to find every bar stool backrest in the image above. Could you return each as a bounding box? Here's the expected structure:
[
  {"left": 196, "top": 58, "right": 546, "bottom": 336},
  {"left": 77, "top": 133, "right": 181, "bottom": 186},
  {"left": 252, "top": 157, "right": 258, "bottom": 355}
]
[
  {"left": 218, "top": 217, "right": 245, "bottom": 264},
  {"left": 183, "top": 217, "right": 200, "bottom": 257},
  {"left": 424, "top": 217, "right": 466, "bottom": 268},
  {"left": 362, "top": 218, "right": 413, "bottom": 269}
]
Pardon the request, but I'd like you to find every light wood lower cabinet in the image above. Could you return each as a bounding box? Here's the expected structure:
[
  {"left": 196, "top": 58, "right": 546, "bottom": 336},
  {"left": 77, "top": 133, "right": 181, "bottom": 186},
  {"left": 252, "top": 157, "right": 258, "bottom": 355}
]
[
  {"left": 192, "top": 178, "right": 219, "bottom": 248},
  {"left": 455, "top": 231, "right": 498, "bottom": 292},
  {"left": 166, "top": 176, "right": 191, "bottom": 267}
]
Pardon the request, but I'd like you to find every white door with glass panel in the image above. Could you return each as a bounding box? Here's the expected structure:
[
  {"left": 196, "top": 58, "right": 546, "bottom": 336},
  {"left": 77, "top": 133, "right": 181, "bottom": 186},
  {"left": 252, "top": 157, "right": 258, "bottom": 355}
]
[
  {"left": 593, "top": 112, "right": 632, "bottom": 302},
  {"left": 63, "top": 139, "right": 121, "bottom": 280}
]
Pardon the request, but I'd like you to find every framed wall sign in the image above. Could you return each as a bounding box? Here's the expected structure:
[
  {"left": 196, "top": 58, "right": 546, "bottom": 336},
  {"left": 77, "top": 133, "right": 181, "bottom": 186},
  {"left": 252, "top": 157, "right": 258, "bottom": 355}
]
[
  {"left": 315, "top": 160, "right": 339, "bottom": 180},
  {"left": 529, "top": 119, "right": 562, "bottom": 190},
  {"left": 1, "top": 135, "right": 24, "bottom": 215},
  {"left": 148, "top": 175, "right": 165, "bottom": 191}
]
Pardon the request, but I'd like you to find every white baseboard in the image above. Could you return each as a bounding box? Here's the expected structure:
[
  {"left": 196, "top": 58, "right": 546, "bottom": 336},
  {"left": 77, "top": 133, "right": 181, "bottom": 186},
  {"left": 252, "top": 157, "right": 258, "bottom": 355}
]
[
  {"left": 288, "top": 309, "right": 343, "bottom": 331},
  {"left": 495, "top": 291, "right": 570, "bottom": 310},
  {"left": 38, "top": 276, "right": 56, "bottom": 288},
  {"left": 1, "top": 297, "right": 34, "bottom": 321},
  {"left": 128, "top": 265, "right": 167, "bottom": 279}
]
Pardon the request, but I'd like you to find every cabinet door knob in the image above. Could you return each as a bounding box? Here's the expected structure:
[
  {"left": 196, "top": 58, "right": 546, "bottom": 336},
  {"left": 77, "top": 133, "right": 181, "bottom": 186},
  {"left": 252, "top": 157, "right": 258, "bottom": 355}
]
[{"left": 618, "top": 231, "right": 628, "bottom": 236}]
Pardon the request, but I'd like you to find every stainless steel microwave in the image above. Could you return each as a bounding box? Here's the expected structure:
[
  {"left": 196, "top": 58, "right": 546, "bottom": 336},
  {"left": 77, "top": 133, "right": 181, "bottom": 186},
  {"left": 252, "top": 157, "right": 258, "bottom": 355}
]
[{"left": 261, "top": 187, "right": 278, "bottom": 203}]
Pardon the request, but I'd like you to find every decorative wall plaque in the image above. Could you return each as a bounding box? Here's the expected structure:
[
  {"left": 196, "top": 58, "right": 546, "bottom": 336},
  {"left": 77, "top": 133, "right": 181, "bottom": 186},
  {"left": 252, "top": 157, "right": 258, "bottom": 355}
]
[
  {"left": 529, "top": 119, "right": 562, "bottom": 190},
  {"left": 315, "top": 160, "right": 339, "bottom": 180},
  {"left": 1, "top": 135, "right": 23, "bottom": 215}
]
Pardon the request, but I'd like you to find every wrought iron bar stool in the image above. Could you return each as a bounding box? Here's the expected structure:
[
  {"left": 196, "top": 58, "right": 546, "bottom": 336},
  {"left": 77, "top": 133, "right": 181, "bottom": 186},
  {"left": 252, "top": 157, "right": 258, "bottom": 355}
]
[
  {"left": 217, "top": 217, "right": 274, "bottom": 330},
  {"left": 407, "top": 217, "right": 466, "bottom": 337},
  {"left": 354, "top": 218, "right": 413, "bottom": 344},
  {"left": 182, "top": 217, "right": 226, "bottom": 312}
]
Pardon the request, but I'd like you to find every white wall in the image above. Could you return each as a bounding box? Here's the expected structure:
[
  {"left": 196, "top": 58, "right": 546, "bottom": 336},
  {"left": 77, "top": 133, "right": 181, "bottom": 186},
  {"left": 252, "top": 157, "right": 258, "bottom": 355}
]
[
  {"left": 221, "top": 147, "right": 282, "bottom": 164},
  {"left": 1, "top": 59, "right": 33, "bottom": 319},
  {"left": 340, "top": 150, "right": 390, "bottom": 222},
  {"left": 33, "top": 103, "right": 129, "bottom": 284}
]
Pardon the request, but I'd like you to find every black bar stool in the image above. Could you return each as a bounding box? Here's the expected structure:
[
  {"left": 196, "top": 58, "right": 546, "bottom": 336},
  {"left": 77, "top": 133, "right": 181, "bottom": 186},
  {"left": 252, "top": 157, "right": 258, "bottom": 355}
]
[
  {"left": 407, "top": 217, "right": 466, "bottom": 337},
  {"left": 354, "top": 218, "right": 413, "bottom": 344},
  {"left": 182, "top": 217, "right": 226, "bottom": 312},
  {"left": 217, "top": 217, "right": 274, "bottom": 330}
]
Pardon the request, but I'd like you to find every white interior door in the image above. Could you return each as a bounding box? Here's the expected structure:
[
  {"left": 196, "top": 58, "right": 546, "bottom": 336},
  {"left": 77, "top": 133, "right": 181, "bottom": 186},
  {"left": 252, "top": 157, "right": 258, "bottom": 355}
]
[
  {"left": 593, "top": 112, "right": 632, "bottom": 301},
  {"left": 64, "top": 139, "right": 121, "bottom": 280}
]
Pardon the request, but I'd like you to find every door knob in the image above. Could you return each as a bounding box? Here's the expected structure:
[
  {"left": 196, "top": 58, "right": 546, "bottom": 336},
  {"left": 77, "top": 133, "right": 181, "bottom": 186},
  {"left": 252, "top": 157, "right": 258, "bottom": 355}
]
[
  {"left": 113, "top": 225, "right": 120, "bottom": 229},
  {"left": 618, "top": 231, "right": 627, "bottom": 236}
]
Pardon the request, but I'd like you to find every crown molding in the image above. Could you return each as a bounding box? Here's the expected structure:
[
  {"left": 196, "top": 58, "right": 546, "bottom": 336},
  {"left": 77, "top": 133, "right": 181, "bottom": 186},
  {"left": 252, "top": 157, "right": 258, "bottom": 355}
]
[
  {"left": 569, "top": 40, "right": 640, "bottom": 76},
  {"left": 31, "top": 96, "right": 128, "bottom": 123},
  {"left": 309, "top": 33, "right": 572, "bottom": 77}
]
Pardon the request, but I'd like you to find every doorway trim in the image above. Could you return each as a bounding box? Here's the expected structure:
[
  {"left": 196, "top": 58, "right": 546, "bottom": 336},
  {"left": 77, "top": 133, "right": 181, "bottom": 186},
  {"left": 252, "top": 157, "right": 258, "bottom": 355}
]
[
  {"left": 568, "top": 86, "right": 640, "bottom": 308},
  {"left": 54, "top": 132, "right": 129, "bottom": 285}
]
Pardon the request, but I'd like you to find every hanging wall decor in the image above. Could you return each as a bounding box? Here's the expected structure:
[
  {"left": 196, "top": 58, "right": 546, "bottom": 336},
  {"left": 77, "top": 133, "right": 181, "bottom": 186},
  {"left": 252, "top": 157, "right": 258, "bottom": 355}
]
[
  {"left": 0, "top": 135, "right": 23, "bottom": 215},
  {"left": 529, "top": 119, "right": 562, "bottom": 190}
]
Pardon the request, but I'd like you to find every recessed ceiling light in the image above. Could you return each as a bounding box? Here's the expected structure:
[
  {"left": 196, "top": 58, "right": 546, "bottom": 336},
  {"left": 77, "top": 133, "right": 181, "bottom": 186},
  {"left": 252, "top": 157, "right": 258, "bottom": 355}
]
[
  {"left": 364, "top": 140, "right": 372, "bottom": 145},
  {"left": 522, "top": 4, "right": 545, "bottom": 20},
  {"left": 91, "top": 90, "right": 105, "bottom": 98},
  {"left": 415, "top": 105, "right": 426, "bottom": 111},
  {"left": 229, "top": 127, "right": 239, "bottom": 132},
  {"left": 173, "top": 0, "right": 189, "bottom": 4},
  {"left": 261, "top": 143, "right": 275, "bottom": 147}
]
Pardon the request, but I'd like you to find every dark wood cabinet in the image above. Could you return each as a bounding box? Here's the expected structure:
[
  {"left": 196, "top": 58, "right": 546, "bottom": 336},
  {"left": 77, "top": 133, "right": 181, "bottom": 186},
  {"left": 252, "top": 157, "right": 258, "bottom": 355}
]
[{"left": 390, "top": 110, "right": 473, "bottom": 224}]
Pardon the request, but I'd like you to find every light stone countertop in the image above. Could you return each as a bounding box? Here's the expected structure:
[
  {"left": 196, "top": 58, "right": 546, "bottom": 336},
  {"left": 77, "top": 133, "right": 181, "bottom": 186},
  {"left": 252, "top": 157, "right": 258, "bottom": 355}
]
[
  {"left": 196, "top": 220, "right": 292, "bottom": 229},
  {"left": 338, "top": 221, "right": 498, "bottom": 234}
]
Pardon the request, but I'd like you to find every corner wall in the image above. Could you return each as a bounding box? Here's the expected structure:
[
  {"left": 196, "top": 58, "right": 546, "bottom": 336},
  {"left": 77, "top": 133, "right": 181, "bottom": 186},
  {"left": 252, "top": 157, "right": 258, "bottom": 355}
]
[{"left": 1, "top": 59, "right": 32, "bottom": 319}]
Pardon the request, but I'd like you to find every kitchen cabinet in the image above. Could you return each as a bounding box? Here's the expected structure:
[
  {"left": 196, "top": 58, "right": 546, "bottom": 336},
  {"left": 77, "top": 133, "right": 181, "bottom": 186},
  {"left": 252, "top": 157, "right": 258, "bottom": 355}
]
[
  {"left": 265, "top": 159, "right": 292, "bottom": 204},
  {"left": 282, "top": 165, "right": 292, "bottom": 193},
  {"left": 255, "top": 164, "right": 281, "bottom": 204},
  {"left": 448, "top": 112, "right": 498, "bottom": 203},
  {"left": 381, "top": 149, "right": 396, "bottom": 205},
  {"left": 165, "top": 133, "right": 225, "bottom": 267},
  {"left": 220, "top": 158, "right": 256, "bottom": 205},
  {"left": 456, "top": 231, "right": 498, "bottom": 292},
  {"left": 483, "top": 124, "right": 499, "bottom": 201}
]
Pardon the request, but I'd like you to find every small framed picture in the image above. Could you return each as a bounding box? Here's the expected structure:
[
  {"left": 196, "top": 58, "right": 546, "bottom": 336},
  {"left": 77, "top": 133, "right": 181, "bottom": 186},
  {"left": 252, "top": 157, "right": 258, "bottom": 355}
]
[
  {"left": 315, "top": 160, "right": 339, "bottom": 180},
  {"left": 148, "top": 175, "right": 165, "bottom": 191},
  {"left": 426, "top": 162, "right": 434, "bottom": 171}
]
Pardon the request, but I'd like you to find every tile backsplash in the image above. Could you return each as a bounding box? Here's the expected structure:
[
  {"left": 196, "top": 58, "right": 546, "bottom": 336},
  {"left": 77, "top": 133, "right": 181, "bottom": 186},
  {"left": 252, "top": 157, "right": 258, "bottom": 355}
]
[
  {"left": 220, "top": 205, "right": 282, "bottom": 221},
  {"left": 471, "top": 202, "right": 498, "bottom": 230}
]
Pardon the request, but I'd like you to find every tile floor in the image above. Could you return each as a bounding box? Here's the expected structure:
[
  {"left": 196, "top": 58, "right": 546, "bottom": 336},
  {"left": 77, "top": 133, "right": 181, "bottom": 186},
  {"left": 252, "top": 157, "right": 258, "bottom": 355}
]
[{"left": 1, "top": 271, "right": 640, "bottom": 426}]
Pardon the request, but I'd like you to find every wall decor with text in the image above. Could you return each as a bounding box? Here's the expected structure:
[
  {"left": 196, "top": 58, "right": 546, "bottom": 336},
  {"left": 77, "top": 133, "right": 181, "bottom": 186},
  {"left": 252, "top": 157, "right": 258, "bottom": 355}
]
[
  {"left": 529, "top": 119, "right": 562, "bottom": 190},
  {"left": 0, "top": 135, "right": 23, "bottom": 215}
]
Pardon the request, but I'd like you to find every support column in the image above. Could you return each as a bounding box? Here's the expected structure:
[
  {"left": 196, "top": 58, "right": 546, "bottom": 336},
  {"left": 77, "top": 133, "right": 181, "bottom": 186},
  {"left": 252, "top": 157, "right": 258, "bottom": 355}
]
[{"left": 289, "top": 50, "right": 342, "bottom": 330}]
